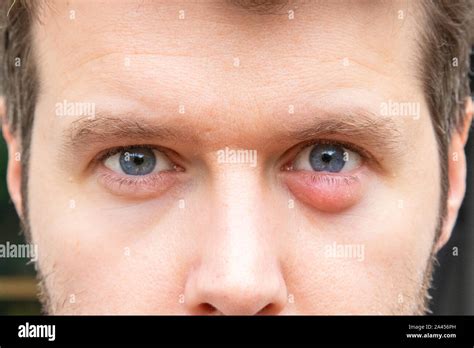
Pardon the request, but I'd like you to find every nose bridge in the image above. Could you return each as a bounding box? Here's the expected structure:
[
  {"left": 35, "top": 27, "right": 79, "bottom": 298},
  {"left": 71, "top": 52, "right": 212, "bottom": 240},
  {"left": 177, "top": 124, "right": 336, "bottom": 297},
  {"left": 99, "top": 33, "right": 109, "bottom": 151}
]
[
  {"left": 209, "top": 169, "right": 274, "bottom": 284},
  {"left": 216, "top": 168, "right": 263, "bottom": 240},
  {"left": 184, "top": 168, "right": 288, "bottom": 315}
]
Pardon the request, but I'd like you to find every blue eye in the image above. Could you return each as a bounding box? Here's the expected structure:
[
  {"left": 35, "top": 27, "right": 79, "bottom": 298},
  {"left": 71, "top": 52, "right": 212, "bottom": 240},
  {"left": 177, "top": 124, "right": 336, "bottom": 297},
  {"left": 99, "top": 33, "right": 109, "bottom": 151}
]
[
  {"left": 119, "top": 147, "right": 156, "bottom": 175},
  {"left": 292, "top": 143, "right": 362, "bottom": 173},
  {"left": 309, "top": 144, "right": 346, "bottom": 172},
  {"left": 104, "top": 146, "right": 175, "bottom": 176}
]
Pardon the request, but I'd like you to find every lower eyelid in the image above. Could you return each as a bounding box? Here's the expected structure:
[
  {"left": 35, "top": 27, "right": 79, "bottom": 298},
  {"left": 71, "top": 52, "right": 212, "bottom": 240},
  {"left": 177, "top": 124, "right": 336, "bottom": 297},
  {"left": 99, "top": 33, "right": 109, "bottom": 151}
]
[
  {"left": 96, "top": 170, "right": 177, "bottom": 198},
  {"left": 282, "top": 170, "right": 366, "bottom": 213}
]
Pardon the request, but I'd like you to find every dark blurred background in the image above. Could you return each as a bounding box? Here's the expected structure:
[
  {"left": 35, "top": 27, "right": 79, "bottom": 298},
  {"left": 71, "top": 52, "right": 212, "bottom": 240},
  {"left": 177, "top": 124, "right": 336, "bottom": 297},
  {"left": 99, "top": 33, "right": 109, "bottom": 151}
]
[
  {"left": 0, "top": 132, "right": 40, "bottom": 314},
  {"left": 0, "top": 55, "right": 473, "bottom": 315}
]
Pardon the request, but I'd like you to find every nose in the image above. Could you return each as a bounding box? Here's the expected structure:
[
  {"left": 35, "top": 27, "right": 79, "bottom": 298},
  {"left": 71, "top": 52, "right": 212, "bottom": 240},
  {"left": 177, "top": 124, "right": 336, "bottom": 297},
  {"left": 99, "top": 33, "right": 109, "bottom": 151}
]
[
  {"left": 183, "top": 170, "right": 288, "bottom": 315},
  {"left": 185, "top": 258, "right": 287, "bottom": 315}
]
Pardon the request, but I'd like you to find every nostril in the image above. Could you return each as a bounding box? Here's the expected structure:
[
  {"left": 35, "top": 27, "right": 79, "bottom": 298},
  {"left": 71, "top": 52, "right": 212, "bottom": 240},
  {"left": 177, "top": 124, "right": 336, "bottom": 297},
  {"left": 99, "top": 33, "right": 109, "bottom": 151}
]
[
  {"left": 197, "top": 303, "right": 218, "bottom": 315},
  {"left": 257, "top": 303, "right": 279, "bottom": 315},
  {"left": 195, "top": 301, "right": 277, "bottom": 315}
]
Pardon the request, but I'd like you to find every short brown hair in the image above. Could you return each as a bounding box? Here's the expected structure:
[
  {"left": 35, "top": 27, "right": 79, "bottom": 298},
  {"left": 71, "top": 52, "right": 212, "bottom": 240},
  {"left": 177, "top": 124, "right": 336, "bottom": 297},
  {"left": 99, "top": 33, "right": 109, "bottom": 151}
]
[
  {"left": 0, "top": 0, "right": 473, "bottom": 229},
  {"left": 418, "top": 0, "right": 474, "bottom": 225}
]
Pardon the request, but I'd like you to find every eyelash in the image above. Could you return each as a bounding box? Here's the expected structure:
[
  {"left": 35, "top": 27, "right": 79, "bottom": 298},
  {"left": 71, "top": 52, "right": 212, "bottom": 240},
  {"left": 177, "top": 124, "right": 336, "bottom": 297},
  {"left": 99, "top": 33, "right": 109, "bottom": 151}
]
[
  {"left": 95, "top": 145, "right": 155, "bottom": 164},
  {"left": 93, "top": 139, "right": 373, "bottom": 197},
  {"left": 93, "top": 145, "right": 182, "bottom": 197},
  {"left": 97, "top": 170, "right": 174, "bottom": 194}
]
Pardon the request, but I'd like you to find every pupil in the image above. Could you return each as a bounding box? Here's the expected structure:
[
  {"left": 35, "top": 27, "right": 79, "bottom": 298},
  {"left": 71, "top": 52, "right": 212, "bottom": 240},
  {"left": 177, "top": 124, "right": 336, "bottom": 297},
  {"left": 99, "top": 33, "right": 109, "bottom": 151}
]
[
  {"left": 321, "top": 153, "right": 332, "bottom": 163},
  {"left": 134, "top": 156, "right": 144, "bottom": 166}
]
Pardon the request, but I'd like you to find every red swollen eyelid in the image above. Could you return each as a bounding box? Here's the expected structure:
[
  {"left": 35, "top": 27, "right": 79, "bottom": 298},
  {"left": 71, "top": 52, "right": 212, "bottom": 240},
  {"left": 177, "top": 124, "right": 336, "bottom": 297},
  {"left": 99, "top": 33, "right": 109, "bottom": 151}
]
[{"left": 283, "top": 170, "right": 365, "bottom": 213}]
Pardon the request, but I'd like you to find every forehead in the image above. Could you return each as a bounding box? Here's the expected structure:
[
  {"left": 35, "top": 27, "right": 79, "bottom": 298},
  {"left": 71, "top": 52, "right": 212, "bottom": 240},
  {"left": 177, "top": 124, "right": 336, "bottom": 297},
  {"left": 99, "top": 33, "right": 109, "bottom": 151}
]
[
  {"left": 31, "top": 0, "right": 426, "bottom": 140},
  {"left": 34, "top": 1, "right": 422, "bottom": 80}
]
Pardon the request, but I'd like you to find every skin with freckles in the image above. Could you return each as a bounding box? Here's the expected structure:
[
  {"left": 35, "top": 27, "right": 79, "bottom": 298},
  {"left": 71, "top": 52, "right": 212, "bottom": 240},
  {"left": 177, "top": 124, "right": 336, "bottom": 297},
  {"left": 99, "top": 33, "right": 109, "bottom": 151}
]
[{"left": 2, "top": 0, "right": 472, "bottom": 314}]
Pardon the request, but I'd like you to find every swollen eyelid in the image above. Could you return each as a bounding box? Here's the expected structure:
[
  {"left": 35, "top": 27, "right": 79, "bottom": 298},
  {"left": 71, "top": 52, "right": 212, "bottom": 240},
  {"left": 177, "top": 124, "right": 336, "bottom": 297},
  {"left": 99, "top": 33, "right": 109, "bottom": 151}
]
[{"left": 283, "top": 171, "right": 365, "bottom": 213}]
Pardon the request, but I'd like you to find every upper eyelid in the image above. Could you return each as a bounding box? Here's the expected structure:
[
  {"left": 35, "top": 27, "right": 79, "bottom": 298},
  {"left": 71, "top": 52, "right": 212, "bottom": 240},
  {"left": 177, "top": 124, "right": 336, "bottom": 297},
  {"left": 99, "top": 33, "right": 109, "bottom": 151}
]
[
  {"left": 98, "top": 145, "right": 184, "bottom": 178},
  {"left": 90, "top": 145, "right": 180, "bottom": 175},
  {"left": 92, "top": 140, "right": 375, "bottom": 173},
  {"left": 300, "top": 139, "right": 370, "bottom": 157},
  {"left": 284, "top": 139, "right": 374, "bottom": 169},
  {"left": 94, "top": 145, "right": 169, "bottom": 164}
]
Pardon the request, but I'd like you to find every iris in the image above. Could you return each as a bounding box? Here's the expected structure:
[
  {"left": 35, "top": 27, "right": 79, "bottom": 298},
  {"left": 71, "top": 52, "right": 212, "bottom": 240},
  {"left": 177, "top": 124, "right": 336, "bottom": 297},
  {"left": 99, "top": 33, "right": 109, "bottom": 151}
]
[
  {"left": 119, "top": 147, "right": 156, "bottom": 175},
  {"left": 309, "top": 144, "right": 346, "bottom": 173}
]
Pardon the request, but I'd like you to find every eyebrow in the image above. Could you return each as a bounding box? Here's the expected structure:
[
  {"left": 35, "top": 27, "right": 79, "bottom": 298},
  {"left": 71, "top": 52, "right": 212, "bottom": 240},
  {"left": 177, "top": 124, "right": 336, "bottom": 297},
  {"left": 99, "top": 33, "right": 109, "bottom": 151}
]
[
  {"left": 228, "top": 0, "right": 291, "bottom": 14},
  {"left": 61, "top": 108, "right": 404, "bottom": 158},
  {"left": 62, "top": 113, "right": 184, "bottom": 154},
  {"left": 286, "top": 109, "right": 403, "bottom": 156}
]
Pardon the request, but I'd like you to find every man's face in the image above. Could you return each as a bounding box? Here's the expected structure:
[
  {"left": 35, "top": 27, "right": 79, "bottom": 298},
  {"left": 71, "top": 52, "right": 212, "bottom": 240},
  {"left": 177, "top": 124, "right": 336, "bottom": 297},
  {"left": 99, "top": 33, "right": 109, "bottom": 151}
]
[{"left": 27, "top": 0, "right": 442, "bottom": 314}]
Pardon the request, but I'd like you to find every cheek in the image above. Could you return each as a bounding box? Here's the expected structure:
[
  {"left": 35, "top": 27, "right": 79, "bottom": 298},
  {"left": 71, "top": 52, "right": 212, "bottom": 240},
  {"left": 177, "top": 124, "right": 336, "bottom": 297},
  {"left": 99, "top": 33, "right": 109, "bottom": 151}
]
[
  {"left": 29, "top": 186, "right": 192, "bottom": 312},
  {"left": 282, "top": 175, "right": 438, "bottom": 314},
  {"left": 282, "top": 170, "right": 367, "bottom": 213}
]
